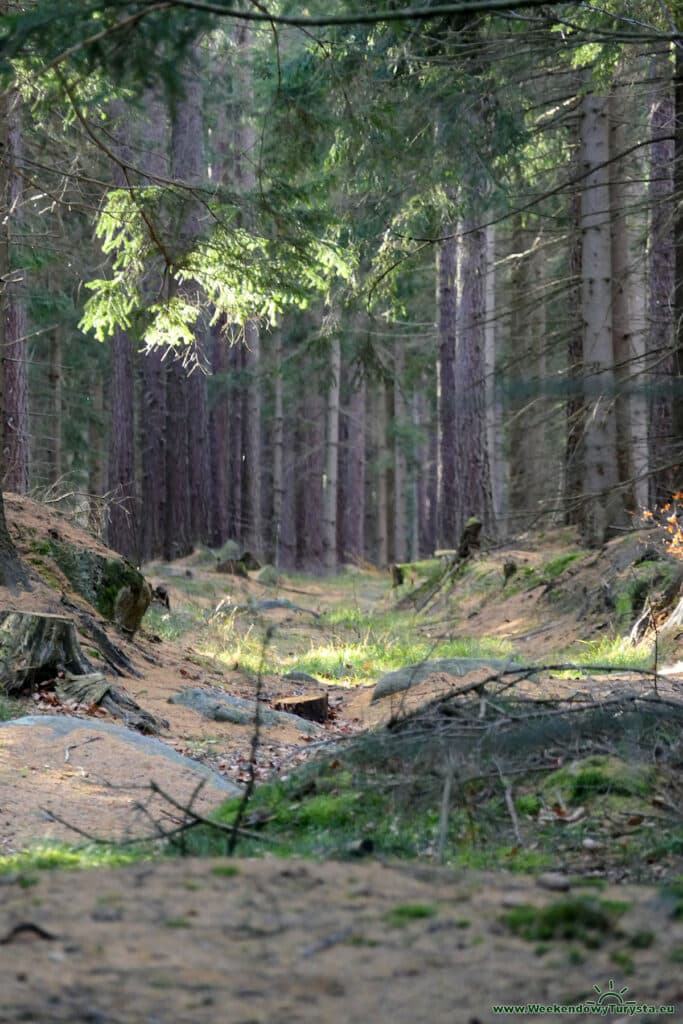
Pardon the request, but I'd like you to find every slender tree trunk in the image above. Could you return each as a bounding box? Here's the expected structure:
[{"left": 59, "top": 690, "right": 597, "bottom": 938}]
[
  {"left": 107, "top": 325, "right": 137, "bottom": 559},
  {"left": 393, "top": 349, "right": 408, "bottom": 563},
  {"left": 271, "top": 332, "right": 284, "bottom": 564},
  {"left": 228, "top": 341, "right": 243, "bottom": 542},
  {"left": 139, "top": 89, "right": 168, "bottom": 563},
  {"left": 140, "top": 346, "right": 166, "bottom": 561},
  {"left": 610, "top": 85, "right": 648, "bottom": 512},
  {"left": 374, "top": 383, "right": 389, "bottom": 566},
  {"left": 2, "top": 89, "right": 29, "bottom": 494},
  {"left": 46, "top": 324, "right": 63, "bottom": 486},
  {"left": 580, "top": 92, "right": 622, "bottom": 545},
  {"left": 565, "top": 175, "right": 585, "bottom": 524},
  {"left": 106, "top": 105, "right": 138, "bottom": 558},
  {"left": 437, "top": 228, "right": 458, "bottom": 547},
  {"left": 323, "top": 336, "right": 341, "bottom": 572},
  {"left": 454, "top": 216, "right": 494, "bottom": 538},
  {"left": 298, "top": 389, "right": 324, "bottom": 568},
  {"left": 344, "top": 380, "right": 365, "bottom": 562},
  {"left": 164, "top": 358, "right": 191, "bottom": 560},
  {"left": 167, "top": 47, "right": 210, "bottom": 555},
  {"left": 648, "top": 53, "right": 676, "bottom": 506},
  {"left": 673, "top": 40, "right": 683, "bottom": 475},
  {"left": 87, "top": 373, "right": 105, "bottom": 533},
  {"left": 484, "top": 223, "right": 506, "bottom": 534},
  {"left": 234, "top": 21, "right": 263, "bottom": 555}
]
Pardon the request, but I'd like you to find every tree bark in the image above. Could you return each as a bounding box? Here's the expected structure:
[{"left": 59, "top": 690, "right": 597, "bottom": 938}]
[
  {"left": 393, "top": 349, "right": 408, "bottom": 563},
  {"left": 454, "top": 215, "right": 494, "bottom": 539},
  {"left": 648, "top": 52, "right": 676, "bottom": 506},
  {"left": 323, "top": 335, "right": 341, "bottom": 572},
  {"left": 610, "top": 84, "right": 648, "bottom": 512},
  {"left": 437, "top": 227, "right": 458, "bottom": 547},
  {"left": 580, "top": 92, "right": 622, "bottom": 545},
  {"left": 344, "top": 380, "right": 365, "bottom": 562},
  {"left": 271, "top": 331, "right": 284, "bottom": 563},
  {"left": 1, "top": 88, "right": 29, "bottom": 494}
]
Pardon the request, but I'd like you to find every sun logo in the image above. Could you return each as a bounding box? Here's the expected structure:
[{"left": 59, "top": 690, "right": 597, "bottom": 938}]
[{"left": 593, "top": 979, "right": 629, "bottom": 1005}]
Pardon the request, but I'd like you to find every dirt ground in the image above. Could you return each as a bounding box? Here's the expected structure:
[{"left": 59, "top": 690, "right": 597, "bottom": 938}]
[{"left": 3, "top": 500, "right": 683, "bottom": 1022}]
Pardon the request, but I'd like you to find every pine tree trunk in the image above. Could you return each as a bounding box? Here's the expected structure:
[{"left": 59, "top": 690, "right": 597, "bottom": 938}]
[
  {"left": 208, "top": 323, "right": 230, "bottom": 548},
  {"left": 673, "top": 41, "right": 683, "bottom": 476},
  {"left": 323, "top": 336, "right": 341, "bottom": 572},
  {"left": 373, "top": 383, "right": 389, "bottom": 566},
  {"left": 106, "top": 105, "right": 138, "bottom": 559},
  {"left": 610, "top": 85, "right": 648, "bottom": 512},
  {"left": 648, "top": 53, "right": 675, "bottom": 506},
  {"left": 107, "top": 326, "right": 137, "bottom": 559},
  {"left": 344, "top": 380, "right": 365, "bottom": 562},
  {"left": 580, "top": 92, "right": 622, "bottom": 545},
  {"left": 393, "top": 349, "right": 408, "bottom": 563},
  {"left": 139, "top": 89, "right": 168, "bottom": 563},
  {"left": 271, "top": 332, "right": 284, "bottom": 563},
  {"left": 234, "top": 22, "right": 263, "bottom": 556},
  {"left": 140, "top": 346, "right": 166, "bottom": 561},
  {"left": 437, "top": 227, "right": 458, "bottom": 547},
  {"left": 2, "top": 89, "right": 29, "bottom": 494},
  {"left": 46, "top": 324, "right": 63, "bottom": 486},
  {"left": 298, "top": 390, "right": 324, "bottom": 568},
  {"left": 454, "top": 216, "right": 494, "bottom": 539},
  {"left": 484, "top": 223, "right": 506, "bottom": 534},
  {"left": 228, "top": 341, "right": 243, "bottom": 542},
  {"left": 565, "top": 172, "right": 585, "bottom": 524},
  {"left": 167, "top": 46, "right": 210, "bottom": 556}
]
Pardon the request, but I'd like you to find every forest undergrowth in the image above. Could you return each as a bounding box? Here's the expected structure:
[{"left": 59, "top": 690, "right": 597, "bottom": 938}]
[{"left": 4, "top": 527, "right": 683, "bottom": 889}]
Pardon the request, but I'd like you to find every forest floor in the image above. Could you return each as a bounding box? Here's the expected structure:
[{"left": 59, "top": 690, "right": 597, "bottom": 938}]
[{"left": 2, "top": 505, "right": 683, "bottom": 1022}]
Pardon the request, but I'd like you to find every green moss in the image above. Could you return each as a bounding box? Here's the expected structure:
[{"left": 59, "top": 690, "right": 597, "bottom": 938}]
[
  {"left": 503, "top": 897, "right": 625, "bottom": 946},
  {"left": 541, "top": 756, "right": 655, "bottom": 807},
  {"left": 541, "top": 553, "right": 581, "bottom": 581},
  {"left": 385, "top": 903, "right": 437, "bottom": 927},
  {"left": 0, "top": 843, "right": 148, "bottom": 874},
  {"left": 515, "top": 795, "right": 542, "bottom": 817}
]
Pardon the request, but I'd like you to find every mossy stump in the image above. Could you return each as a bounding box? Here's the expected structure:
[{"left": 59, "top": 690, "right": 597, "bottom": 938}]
[{"left": 0, "top": 612, "right": 93, "bottom": 695}]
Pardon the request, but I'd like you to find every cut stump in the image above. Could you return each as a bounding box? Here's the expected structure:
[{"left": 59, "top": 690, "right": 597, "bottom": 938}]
[
  {"left": 272, "top": 693, "right": 329, "bottom": 723},
  {"left": 0, "top": 612, "right": 166, "bottom": 734},
  {"left": 0, "top": 613, "right": 93, "bottom": 694}
]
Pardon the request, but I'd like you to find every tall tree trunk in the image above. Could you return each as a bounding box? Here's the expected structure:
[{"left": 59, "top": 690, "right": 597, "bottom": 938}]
[
  {"left": 373, "top": 382, "right": 389, "bottom": 566},
  {"left": 580, "top": 92, "right": 622, "bottom": 545},
  {"left": 454, "top": 216, "right": 494, "bottom": 538},
  {"left": 139, "top": 89, "right": 168, "bottom": 563},
  {"left": 344, "top": 380, "right": 365, "bottom": 562},
  {"left": 298, "top": 389, "right": 324, "bottom": 568},
  {"left": 227, "top": 341, "right": 243, "bottom": 542},
  {"left": 46, "top": 324, "right": 63, "bottom": 486},
  {"left": 673, "top": 39, "right": 683, "bottom": 479},
  {"left": 437, "top": 228, "right": 458, "bottom": 547},
  {"left": 610, "top": 84, "right": 648, "bottom": 512},
  {"left": 323, "top": 336, "right": 341, "bottom": 572},
  {"left": 106, "top": 105, "right": 138, "bottom": 559},
  {"left": 140, "top": 346, "right": 166, "bottom": 561},
  {"left": 393, "top": 349, "right": 408, "bottom": 563},
  {"left": 167, "top": 47, "right": 210, "bottom": 555},
  {"left": 107, "top": 326, "right": 137, "bottom": 559},
  {"left": 164, "top": 359, "right": 191, "bottom": 560},
  {"left": 648, "top": 52, "right": 675, "bottom": 506},
  {"left": 234, "top": 22, "right": 263, "bottom": 556},
  {"left": 2, "top": 89, "right": 29, "bottom": 494},
  {"left": 271, "top": 332, "right": 284, "bottom": 563},
  {"left": 565, "top": 174, "right": 585, "bottom": 525},
  {"left": 484, "top": 223, "right": 507, "bottom": 534}
]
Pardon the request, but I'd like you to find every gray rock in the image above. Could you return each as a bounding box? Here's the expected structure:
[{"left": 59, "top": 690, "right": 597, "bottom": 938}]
[
  {"left": 0, "top": 715, "right": 240, "bottom": 794},
  {"left": 169, "top": 687, "right": 323, "bottom": 735},
  {"left": 371, "top": 657, "right": 513, "bottom": 702},
  {"left": 282, "top": 670, "right": 322, "bottom": 685}
]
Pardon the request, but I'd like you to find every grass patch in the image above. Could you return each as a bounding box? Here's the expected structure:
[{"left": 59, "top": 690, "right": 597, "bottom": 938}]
[
  {"left": 384, "top": 903, "right": 437, "bottom": 927},
  {"left": 143, "top": 605, "right": 204, "bottom": 641},
  {"left": 0, "top": 843, "right": 149, "bottom": 874},
  {"left": 540, "top": 553, "right": 582, "bottom": 581},
  {"left": 0, "top": 694, "right": 22, "bottom": 722},
  {"left": 555, "top": 635, "right": 654, "bottom": 672},
  {"left": 503, "top": 897, "right": 626, "bottom": 946}
]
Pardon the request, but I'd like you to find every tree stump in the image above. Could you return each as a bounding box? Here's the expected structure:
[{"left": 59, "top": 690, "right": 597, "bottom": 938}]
[
  {"left": 272, "top": 693, "right": 329, "bottom": 723},
  {"left": 0, "top": 613, "right": 93, "bottom": 695}
]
